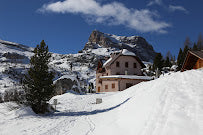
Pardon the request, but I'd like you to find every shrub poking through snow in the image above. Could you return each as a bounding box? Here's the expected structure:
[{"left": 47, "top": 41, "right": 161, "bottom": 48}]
[{"left": 23, "top": 40, "right": 55, "bottom": 114}]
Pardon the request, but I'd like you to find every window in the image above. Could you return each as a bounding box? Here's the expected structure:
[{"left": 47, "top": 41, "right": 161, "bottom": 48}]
[
  {"left": 112, "top": 83, "right": 115, "bottom": 89},
  {"left": 116, "top": 61, "right": 120, "bottom": 67},
  {"left": 98, "top": 87, "right": 100, "bottom": 92},
  {"left": 105, "top": 85, "right": 108, "bottom": 89},
  {"left": 134, "top": 63, "right": 137, "bottom": 68},
  {"left": 125, "top": 62, "right": 128, "bottom": 68},
  {"left": 126, "top": 83, "right": 133, "bottom": 89}
]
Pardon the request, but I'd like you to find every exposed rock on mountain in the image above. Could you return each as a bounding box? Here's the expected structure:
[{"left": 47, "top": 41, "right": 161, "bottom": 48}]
[
  {"left": 84, "top": 30, "right": 156, "bottom": 62},
  {"left": 54, "top": 78, "right": 79, "bottom": 95}
]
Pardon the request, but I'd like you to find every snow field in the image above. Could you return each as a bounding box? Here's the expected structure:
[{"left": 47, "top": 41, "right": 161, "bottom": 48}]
[{"left": 0, "top": 69, "right": 202, "bottom": 135}]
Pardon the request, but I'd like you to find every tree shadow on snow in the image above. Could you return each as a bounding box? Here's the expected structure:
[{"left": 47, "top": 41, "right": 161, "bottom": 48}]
[{"left": 51, "top": 98, "right": 130, "bottom": 117}]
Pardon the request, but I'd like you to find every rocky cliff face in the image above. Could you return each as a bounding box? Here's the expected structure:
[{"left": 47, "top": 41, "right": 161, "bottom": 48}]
[{"left": 83, "top": 30, "right": 156, "bottom": 62}]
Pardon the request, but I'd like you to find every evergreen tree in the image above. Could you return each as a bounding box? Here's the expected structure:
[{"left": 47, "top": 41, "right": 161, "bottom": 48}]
[
  {"left": 193, "top": 42, "right": 198, "bottom": 51},
  {"left": 177, "top": 48, "right": 183, "bottom": 70},
  {"left": 182, "top": 43, "right": 190, "bottom": 62},
  {"left": 184, "top": 37, "right": 192, "bottom": 48},
  {"left": 23, "top": 40, "right": 55, "bottom": 114},
  {"left": 183, "top": 45, "right": 189, "bottom": 57},
  {"left": 171, "top": 55, "right": 176, "bottom": 65},
  {"left": 180, "top": 37, "right": 191, "bottom": 68},
  {"left": 197, "top": 33, "right": 203, "bottom": 50},
  {"left": 164, "top": 56, "right": 172, "bottom": 67},
  {"left": 166, "top": 51, "right": 172, "bottom": 60},
  {"left": 153, "top": 53, "right": 164, "bottom": 71}
]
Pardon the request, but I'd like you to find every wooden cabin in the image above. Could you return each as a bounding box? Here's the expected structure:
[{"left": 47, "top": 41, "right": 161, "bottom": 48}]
[{"left": 181, "top": 50, "right": 203, "bottom": 72}]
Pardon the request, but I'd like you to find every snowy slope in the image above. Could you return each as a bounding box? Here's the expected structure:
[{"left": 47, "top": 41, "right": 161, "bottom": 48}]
[
  {"left": 0, "top": 40, "right": 33, "bottom": 93},
  {"left": 0, "top": 40, "right": 97, "bottom": 94},
  {"left": 0, "top": 69, "right": 202, "bottom": 135}
]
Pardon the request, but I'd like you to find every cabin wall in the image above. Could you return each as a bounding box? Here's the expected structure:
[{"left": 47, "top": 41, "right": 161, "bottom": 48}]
[
  {"left": 193, "top": 59, "right": 203, "bottom": 69},
  {"left": 96, "top": 72, "right": 107, "bottom": 92},
  {"left": 97, "top": 78, "right": 149, "bottom": 92},
  {"left": 100, "top": 79, "right": 119, "bottom": 92}
]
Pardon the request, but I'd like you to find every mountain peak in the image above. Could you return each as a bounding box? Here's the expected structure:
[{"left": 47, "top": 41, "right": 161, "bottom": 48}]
[{"left": 84, "top": 30, "right": 156, "bottom": 62}]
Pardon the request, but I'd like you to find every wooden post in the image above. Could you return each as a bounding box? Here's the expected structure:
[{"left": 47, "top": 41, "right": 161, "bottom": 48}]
[{"left": 53, "top": 99, "right": 58, "bottom": 111}]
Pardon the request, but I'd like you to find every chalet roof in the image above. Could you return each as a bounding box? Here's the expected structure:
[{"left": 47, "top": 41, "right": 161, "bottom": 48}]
[
  {"left": 100, "top": 75, "right": 153, "bottom": 80},
  {"left": 103, "top": 49, "right": 145, "bottom": 68},
  {"left": 103, "top": 57, "right": 113, "bottom": 67},
  {"left": 181, "top": 50, "right": 203, "bottom": 71},
  {"left": 190, "top": 50, "right": 203, "bottom": 59}
]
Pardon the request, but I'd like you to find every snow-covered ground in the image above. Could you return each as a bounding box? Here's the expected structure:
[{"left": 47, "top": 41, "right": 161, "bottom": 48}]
[{"left": 0, "top": 69, "right": 202, "bottom": 135}]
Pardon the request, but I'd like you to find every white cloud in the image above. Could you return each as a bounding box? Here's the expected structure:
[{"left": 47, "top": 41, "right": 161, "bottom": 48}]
[
  {"left": 147, "top": 1, "right": 188, "bottom": 14},
  {"left": 147, "top": 0, "right": 163, "bottom": 6},
  {"left": 169, "top": 5, "right": 188, "bottom": 13},
  {"left": 39, "top": 0, "right": 170, "bottom": 33}
]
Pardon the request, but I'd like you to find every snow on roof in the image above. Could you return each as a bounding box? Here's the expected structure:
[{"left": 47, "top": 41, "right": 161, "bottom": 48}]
[
  {"left": 122, "top": 49, "right": 136, "bottom": 56},
  {"left": 100, "top": 75, "right": 153, "bottom": 80},
  {"left": 103, "top": 57, "right": 112, "bottom": 67}
]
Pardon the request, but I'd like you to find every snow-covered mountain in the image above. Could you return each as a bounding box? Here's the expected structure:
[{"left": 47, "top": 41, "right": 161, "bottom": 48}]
[
  {"left": 83, "top": 30, "right": 156, "bottom": 62},
  {"left": 0, "top": 39, "right": 97, "bottom": 94}
]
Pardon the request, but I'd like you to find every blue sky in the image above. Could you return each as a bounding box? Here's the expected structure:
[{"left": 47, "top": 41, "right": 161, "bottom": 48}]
[{"left": 0, "top": 0, "right": 203, "bottom": 57}]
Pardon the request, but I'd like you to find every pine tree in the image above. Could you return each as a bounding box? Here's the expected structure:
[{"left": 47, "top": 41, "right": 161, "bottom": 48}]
[
  {"left": 180, "top": 37, "right": 191, "bottom": 68},
  {"left": 171, "top": 55, "right": 176, "bottom": 65},
  {"left": 164, "top": 56, "right": 172, "bottom": 67},
  {"left": 23, "top": 40, "right": 55, "bottom": 114},
  {"left": 182, "top": 43, "right": 190, "bottom": 62},
  {"left": 184, "top": 37, "right": 192, "bottom": 48},
  {"left": 197, "top": 33, "right": 203, "bottom": 50},
  {"left": 193, "top": 42, "right": 198, "bottom": 51},
  {"left": 177, "top": 48, "right": 183, "bottom": 70},
  {"left": 166, "top": 51, "right": 172, "bottom": 60},
  {"left": 153, "top": 53, "right": 164, "bottom": 71},
  {"left": 182, "top": 45, "right": 189, "bottom": 58}
]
